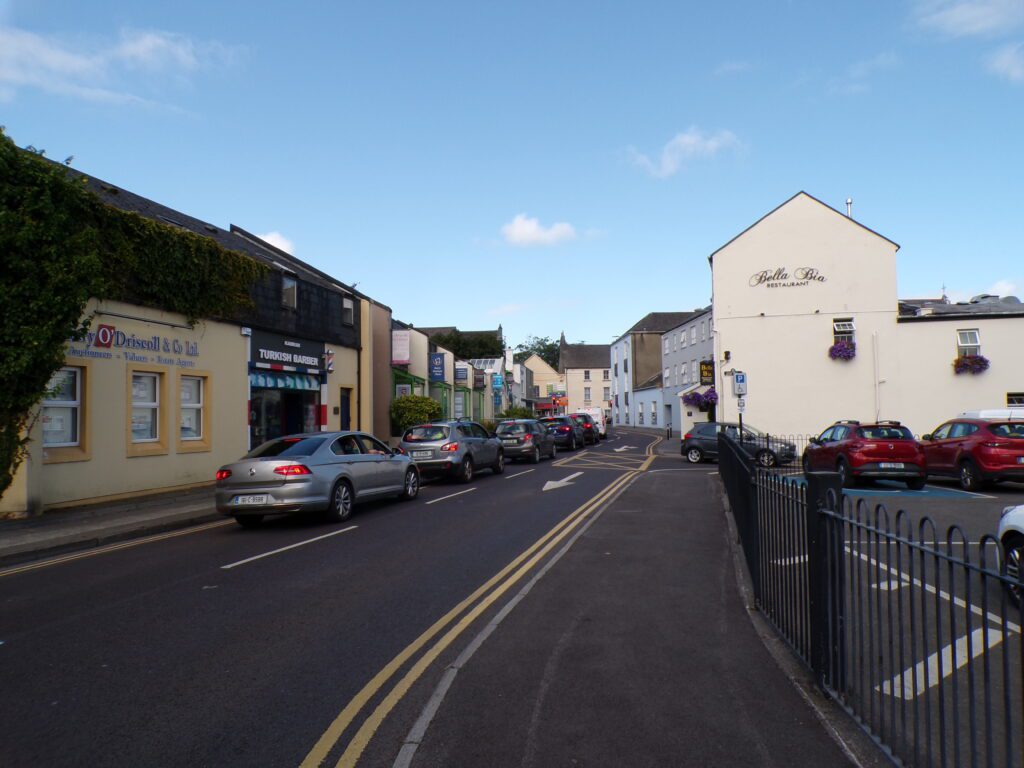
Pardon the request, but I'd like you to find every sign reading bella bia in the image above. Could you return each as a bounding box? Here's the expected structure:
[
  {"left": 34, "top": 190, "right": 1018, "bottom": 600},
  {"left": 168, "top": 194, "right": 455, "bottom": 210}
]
[{"left": 749, "top": 267, "right": 827, "bottom": 288}]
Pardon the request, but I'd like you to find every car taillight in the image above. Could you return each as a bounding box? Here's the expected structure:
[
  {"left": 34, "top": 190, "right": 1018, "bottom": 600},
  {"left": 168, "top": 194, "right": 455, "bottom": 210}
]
[
  {"left": 394, "top": 446, "right": 407, "bottom": 455},
  {"left": 216, "top": 469, "right": 231, "bottom": 481},
  {"left": 440, "top": 442, "right": 459, "bottom": 452},
  {"left": 684, "top": 432, "right": 693, "bottom": 440},
  {"left": 522, "top": 433, "right": 533, "bottom": 441},
  {"left": 558, "top": 426, "right": 571, "bottom": 433},
  {"left": 274, "top": 465, "right": 312, "bottom": 476},
  {"left": 583, "top": 423, "right": 592, "bottom": 429}
]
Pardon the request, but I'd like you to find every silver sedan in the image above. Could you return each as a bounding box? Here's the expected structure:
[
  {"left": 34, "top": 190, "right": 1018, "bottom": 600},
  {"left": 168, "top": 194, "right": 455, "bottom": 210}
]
[{"left": 215, "top": 431, "right": 420, "bottom": 527}]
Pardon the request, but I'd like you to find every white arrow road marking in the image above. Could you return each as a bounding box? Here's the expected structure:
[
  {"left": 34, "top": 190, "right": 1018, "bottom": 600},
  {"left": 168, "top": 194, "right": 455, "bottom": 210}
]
[
  {"left": 877, "top": 628, "right": 1004, "bottom": 699},
  {"left": 542, "top": 472, "right": 583, "bottom": 492},
  {"left": 613, "top": 446, "right": 632, "bottom": 453}
]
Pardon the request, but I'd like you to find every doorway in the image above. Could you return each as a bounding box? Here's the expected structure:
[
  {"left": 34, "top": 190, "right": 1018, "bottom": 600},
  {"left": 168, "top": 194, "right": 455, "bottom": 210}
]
[{"left": 339, "top": 388, "right": 352, "bottom": 430}]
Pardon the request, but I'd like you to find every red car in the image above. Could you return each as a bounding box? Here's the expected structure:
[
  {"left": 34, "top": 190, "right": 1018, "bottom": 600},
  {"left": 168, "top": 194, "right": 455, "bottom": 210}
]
[
  {"left": 921, "top": 418, "right": 1024, "bottom": 491},
  {"left": 802, "top": 420, "right": 926, "bottom": 489}
]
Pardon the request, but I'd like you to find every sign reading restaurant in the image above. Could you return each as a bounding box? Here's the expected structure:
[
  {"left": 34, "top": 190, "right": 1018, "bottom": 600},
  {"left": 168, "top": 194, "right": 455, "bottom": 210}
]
[{"left": 749, "top": 267, "right": 827, "bottom": 288}]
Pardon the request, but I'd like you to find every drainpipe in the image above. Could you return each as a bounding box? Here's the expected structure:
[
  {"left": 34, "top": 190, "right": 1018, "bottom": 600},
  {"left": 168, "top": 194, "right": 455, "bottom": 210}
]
[{"left": 872, "top": 330, "right": 880, "bottom": 421}]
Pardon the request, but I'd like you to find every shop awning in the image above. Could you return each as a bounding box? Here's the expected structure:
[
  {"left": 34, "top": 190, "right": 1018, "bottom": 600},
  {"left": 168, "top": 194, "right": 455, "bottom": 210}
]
[{"left": 249, "top": 372, "right": 321, "bottom": 391}]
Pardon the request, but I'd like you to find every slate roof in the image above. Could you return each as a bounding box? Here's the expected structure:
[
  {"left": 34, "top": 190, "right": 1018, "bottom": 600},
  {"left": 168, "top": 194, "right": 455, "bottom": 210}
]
[
  {"left": 628, "top": 312, "right": 699, "bottom": 334},
  {"left": 898, "top": 295, "right": 1024, "bottom": 320},
  {"left": 558, "top": 341, "right": 610, "bottom": 372}
]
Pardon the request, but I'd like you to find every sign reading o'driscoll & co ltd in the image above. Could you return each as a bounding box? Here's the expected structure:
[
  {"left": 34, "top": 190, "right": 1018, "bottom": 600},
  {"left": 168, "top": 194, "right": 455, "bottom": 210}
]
[{"left": 749, "top": 267, "right": 827, "bottom": 288}]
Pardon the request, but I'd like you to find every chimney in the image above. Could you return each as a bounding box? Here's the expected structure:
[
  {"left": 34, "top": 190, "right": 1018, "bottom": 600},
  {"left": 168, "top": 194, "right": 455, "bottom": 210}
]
[{"left": 846, "top": 198, "right": 853, "bottom": 217}]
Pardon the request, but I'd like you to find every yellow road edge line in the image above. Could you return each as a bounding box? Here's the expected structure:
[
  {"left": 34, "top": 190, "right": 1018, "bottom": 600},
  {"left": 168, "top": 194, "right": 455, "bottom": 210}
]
[
  {"left": 0, "top": 518, "right": 232, "bottom": 578},
  {"left": 299, "top": 470, "right": 636, "bottom": 768},
  {"left": 332, "top": 470, "right": 640, "bottom": 768}
]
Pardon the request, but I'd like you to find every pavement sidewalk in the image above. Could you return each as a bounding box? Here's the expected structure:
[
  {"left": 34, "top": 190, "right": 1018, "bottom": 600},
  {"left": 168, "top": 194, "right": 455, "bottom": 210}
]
[{"left": 0, "top": 486, "right": 219, "bottom": 567}]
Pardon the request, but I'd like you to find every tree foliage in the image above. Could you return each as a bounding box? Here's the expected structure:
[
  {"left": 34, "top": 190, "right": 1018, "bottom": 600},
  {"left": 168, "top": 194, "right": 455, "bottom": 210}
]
[
  {"left": 496, "top": 406, "right": 535, "bottom": 420},
  {"left": 390, "top": 395, "right": 443, "bottom": 435},
  {"left": 513, "top": 335, "right": 559, "bottom": 370},
  {"left": 0, "top": 129, "right": 267, "bottom": 500},
  {"left": 429, "top": 329, "right": 503, "bottom": 361}
]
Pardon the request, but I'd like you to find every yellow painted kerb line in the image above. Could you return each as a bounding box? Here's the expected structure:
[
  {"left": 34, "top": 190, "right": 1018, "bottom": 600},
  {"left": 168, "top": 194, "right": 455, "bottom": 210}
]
[{"left": 300, "top": 470, "right": 638, "bottom": 768}]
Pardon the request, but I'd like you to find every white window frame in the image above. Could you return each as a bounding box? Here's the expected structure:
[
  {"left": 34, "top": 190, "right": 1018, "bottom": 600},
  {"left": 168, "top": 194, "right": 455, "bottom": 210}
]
[
  {"left": 584, "top": 369, "right": 591, "bottom": 381},
  {"left": 691, "top": 360, "right": 697, "bottom": 381},
  {"left": 663, "top": 338, "right": 670, "bottom": 354},
  {"left": 681, "top": 330, "right": 687, "bottom": 348},
  {"left": 833, "top": 319, "right": 856, "bottom": 345},
  {"left": 690, "top": 327, "right": 696, "bottom": 344},
  {"left": 131, "top": 372, "right": 160, "bottom": 443},
  {"left": 701, "top": 320, "right": 707, "bottom": 341},
  {"left": 650, "top": 401, "right": 657, "bottom": 425},
  {"left": 583, "top": 386, "right": 591, "bottom": 402},
  {"left": 342, "top": 297, "right": 355, "bottom": 326},
  {"left": 957, "top": 329, "right": 980, "bottom": 357},
  {"left": 602, "top": 369, "right": 609, "bottom": 380},
  {"left": 180, "top": 376, "right": 204, "bottom": 441},
  {"left": 281, "top": 275, "right": 297, "bottom": 309},
  {"left": 42, "top": 367, "right": 81, "bottom": 448},
  {"left": 603, "top": 386, "right": 610, "bottom": 401}
]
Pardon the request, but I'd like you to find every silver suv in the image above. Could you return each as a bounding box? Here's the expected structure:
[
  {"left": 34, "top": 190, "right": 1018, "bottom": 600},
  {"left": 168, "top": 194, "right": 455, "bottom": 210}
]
[{"left": 399, "top": 419, "right": 504, "bottom": 482}]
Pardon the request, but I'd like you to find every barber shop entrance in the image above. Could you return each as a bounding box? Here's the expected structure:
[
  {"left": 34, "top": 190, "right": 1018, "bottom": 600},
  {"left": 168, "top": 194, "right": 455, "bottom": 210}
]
[{"left": 249, "top": 330, "right": 326, "bottom": 448}]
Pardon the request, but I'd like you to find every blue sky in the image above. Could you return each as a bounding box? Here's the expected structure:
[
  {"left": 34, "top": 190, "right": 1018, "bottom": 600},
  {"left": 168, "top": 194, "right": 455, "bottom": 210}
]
[{"left": 3, "top": 1, "right": 1023, "bottom": 349}]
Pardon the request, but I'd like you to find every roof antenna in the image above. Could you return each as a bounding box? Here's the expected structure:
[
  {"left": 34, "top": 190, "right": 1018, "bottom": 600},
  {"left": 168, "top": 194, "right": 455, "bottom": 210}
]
[{"left": 846, "top": 197, "right": 853, "bottom": 217}]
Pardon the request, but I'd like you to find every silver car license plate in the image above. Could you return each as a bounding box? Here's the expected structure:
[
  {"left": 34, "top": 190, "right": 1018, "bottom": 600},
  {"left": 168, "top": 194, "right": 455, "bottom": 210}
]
[
  {"left": 879, "top": 462, "right": 904, "bottom": 469},
  {"left": 502, "top": 439, "right": 517, "bottom": 445},
  {"left": 412, "top": 450, "right": 432, "bottom": 459},
  {"left": 233, "top": 494, "right": 268, "bottom": 505}
]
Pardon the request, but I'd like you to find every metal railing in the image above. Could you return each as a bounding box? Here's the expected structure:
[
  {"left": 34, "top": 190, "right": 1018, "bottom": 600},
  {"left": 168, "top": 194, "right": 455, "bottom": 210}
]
[{"left": 719, "top": 433, "right": 1023, "bottom": 767}]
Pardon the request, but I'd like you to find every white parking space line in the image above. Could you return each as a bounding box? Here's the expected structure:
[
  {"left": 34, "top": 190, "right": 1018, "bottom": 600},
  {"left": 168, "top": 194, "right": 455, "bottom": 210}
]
[
  {"left": 923, "top": 484, "right": 996, "bottom": 499},
  {"left": 425, "top": 488, "right": 477, "bottom": 506},
  {"left": 221, "top": 526, "right": 357, "bottom": 570},
  {"left": 877, "top": 628, "right": 1004, "bottom": 700},
  {"left": 505, "top": 470, "right": 535, "bottom": 480},
  {"left": 871, "top": 579, "right": 910, "bottom": 591}
]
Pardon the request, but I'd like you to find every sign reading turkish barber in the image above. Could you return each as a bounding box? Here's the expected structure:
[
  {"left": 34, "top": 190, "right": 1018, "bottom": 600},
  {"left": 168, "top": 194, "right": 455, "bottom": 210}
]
[
  {"left": 749, "top": 267, "right": 827, "bottom": 289},
  {"left": 250, "top": 329, "right": 325, "bottom": 370},
  {"left": 429, "top": 353, "right": 445, "bottom": 382},
  {"left": 700, "top": 360, "right": 715, "bottom": 386}
]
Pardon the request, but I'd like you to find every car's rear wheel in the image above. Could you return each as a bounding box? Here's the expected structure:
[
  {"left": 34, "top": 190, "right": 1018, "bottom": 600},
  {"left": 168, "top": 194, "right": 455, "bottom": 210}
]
[
  {"left": 326, "top": 480, "right": 354, "bottom": 522},
  {"left": 837, "top": 458, "right": 855, "bottom": 488},
  {"left": 400, "top": 469, "right": 419, "bottom": 500},
  {"left": 549, "top": 443, "right": 557, "bottom": 460},
  {"left": 530, "top": 445, "right": 541, "bottom": 464},
  {"left": 492, "top": 451, "right": 505, "bottom": 475},
  {"left": 569, "top": 436, "right": 577, "bottom": 451},
  {"left": 801, "top": 455, "right": 811, "bottom": 474},
  {"left": 906, "top": 477, "right": 926, "bottom": 490},
  {"left": 756, "top": 450, "right": 777, "bottom": 469},
  {"left": 1002, "top": 534, "right": 1023, "bottom": 606},
  {"left": 459, "top": 456, "right": 475, "bottom": 484},
  {"left": 234, "top": 514, "right": 264, "bottom": 529},
  {"left": 959, "top": 459, "right": 985, "bottom": 491},
  {"left": 686, "top": 447, "right": 703, "bottom": 464}
]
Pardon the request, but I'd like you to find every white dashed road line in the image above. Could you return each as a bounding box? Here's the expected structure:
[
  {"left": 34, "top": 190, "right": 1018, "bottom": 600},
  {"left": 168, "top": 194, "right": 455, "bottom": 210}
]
[
  {"left": 425, "top": 488, "right": 477, "bottom": 506},
  {"left": 221, "top": 525, "right": 357, "bottom": 570}
]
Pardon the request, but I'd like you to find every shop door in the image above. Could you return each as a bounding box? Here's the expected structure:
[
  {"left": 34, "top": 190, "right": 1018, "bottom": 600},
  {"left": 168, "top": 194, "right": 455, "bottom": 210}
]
[{"left": 339, "top": 388, "right": 352, "bottom": 430}]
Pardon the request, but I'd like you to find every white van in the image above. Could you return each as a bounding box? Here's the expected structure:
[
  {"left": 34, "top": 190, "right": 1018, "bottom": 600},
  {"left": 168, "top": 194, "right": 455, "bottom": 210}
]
[{"left": 575, "top": 407, "right": 607, "bottom": 437}]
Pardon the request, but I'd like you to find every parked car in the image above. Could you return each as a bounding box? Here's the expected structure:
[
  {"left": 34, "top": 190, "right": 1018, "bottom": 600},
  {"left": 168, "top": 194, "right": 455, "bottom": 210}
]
[
  {"left": 569, "top": 412, "right": 601, "bottom": 445},
  {"left": 802, "top": 420, "right": 926, "bottom": 489},
  {"left": 215, "top": 431, "right": 419, "bottom": 527},
  {"left": 998, "top": 504, "right": 1023, "bottom": 604},
  {"left": 496, "top": 419, "right": 557, "bottom": 463},
  {"left": 921, "top": 418, "right": 1024, "bottom": 491},
  {"left": 682, "top": 421, "right": 796, "bottom": 468},
  {"left": 576, "top": 406, "right": 608, "bottom": 438},
  {"left": 539, "top": 415, "right": 585, "bottom": 450},
  {"left": 398, "top": 419, "right": 504, "bottom": 482}
]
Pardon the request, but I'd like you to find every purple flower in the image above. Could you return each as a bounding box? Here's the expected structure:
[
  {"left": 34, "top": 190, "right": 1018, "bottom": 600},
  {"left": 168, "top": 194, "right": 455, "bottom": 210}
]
[
  {"left": 682, "top": 387, "right": 718, "bottom": 408},
  {"left": 828, "top": 340, "right": 856, "bottom": 361},
  {"left": 953, "top": 355, "right": 990, "bottom": 375}
]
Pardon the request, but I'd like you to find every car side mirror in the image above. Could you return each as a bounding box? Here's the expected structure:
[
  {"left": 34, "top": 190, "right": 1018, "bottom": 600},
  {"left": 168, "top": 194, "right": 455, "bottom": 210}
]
[
  {"left": 922, "top": 434, "right": 932, "bottom": 441},
  {"left": 809, "top": 437, "right": 820, "bottom": 446},
  {"left": 490, "top": 431, "right": 498, "bottom": 439}
]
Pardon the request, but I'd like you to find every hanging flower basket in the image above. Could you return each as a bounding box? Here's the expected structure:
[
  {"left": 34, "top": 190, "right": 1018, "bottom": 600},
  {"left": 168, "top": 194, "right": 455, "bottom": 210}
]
[
  {"left": 953, "top": 355, "right": 990, "bottom": 375},
  {"left": 828, "top": 340, "right": 856, "bottom": 361},
  {"left": 682, "top": 391, "right": 703, "bottom": 408},
  {"left": 682, "top": 387, "right": 718, "bottom": 410}
]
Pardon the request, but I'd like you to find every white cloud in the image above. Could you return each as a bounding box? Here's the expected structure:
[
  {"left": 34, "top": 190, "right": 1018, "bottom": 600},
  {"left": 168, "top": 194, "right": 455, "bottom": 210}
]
[
  {"left": 988, "top": 41, "right": 1024, "bottom": 80},
  {"left": 0, "top": 25, "right": 240, "bottom": 105},
  {"left": 915, "top": 0, "right": 1024, "bottom": 37},
  {"left": 988, "top": 278, "right": 1019, "bottom": 295},
  {"left": 500, "top": 214, "right": 576, "bottom": 247},
  {"left": 628, "top": 127, "right": 739, "bottom": 179},
  {"left": 829, "top": 53, "right": 899, "bottom": 94},
  {"left": 256, "top": 231, "right": 295, "bottom": 254}
]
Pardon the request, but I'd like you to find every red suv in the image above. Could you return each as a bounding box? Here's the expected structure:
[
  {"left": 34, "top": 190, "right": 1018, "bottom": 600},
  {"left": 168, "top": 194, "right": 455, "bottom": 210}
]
[
  {"left": 802, "top": 420, "right": 926, "bottom": 489},
  {"left": 921, "top": 418, "right": 1024, "bottom": 491}
]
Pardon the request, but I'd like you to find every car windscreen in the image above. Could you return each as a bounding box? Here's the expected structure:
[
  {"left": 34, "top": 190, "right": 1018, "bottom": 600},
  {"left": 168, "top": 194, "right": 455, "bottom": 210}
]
[
  {"left": 570, "top": 415, "right": 587, "bottom": 425},
  {"left": 497, "top": 423, "right": 528, "bottom": 435},
  {"left": 247, "top": 437, "right": 326, "bottom": 458},
  {"left": 990, "top": 422, "right": 1024, "bottom": 439},
  {"left": 858, "top": 426, "right": 915, "bottom": 440},
  {"left": 403, "top": 426, "right": 450, "bottom": 442},
  {"left": 540, "top": 418, "right": 565, "bottom": 426}
]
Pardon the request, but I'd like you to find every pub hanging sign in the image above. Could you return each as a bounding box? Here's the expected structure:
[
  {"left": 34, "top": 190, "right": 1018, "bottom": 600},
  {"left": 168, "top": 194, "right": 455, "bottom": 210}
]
[{"left": 699, "top": 360, "right": 715, "bottom": 386}]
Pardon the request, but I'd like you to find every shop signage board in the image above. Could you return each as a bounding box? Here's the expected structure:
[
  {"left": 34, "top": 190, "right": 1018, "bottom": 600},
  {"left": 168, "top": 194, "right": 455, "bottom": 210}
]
[
  {"left": 429, "top": 353, "right": 445, "bottom": 382},
  {"left": 455, "top": 366, "right": 468, "bottom": 381},
  {"left": 391, "top": 330, "right": 411, "bottom": 365},
  {"left": 748, "top": 267, "right": 827, "bottom": 289},
  {"left": 66, "top": 321, "right": 202, "bottom": 369},
  {"left": 473, "top": 371, "right": 485, "bottom": 389},
  {"left": 250, "top": 329, "right": 324, "bottom": 370},
  {"left": 492, "top": 374, "right": 503, "bottom": 388},
  {"left": 700, "top": 360, "right": 715, "bottom": 386},
  {"left": 396, "top": 384, "right": 412, "bottom": 397}
]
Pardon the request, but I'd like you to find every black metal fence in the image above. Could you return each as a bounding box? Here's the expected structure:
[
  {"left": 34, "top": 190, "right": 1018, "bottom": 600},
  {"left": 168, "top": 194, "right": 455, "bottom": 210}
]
[{"left": 719, "top": 433, "right": 1023, "bottom": 767}]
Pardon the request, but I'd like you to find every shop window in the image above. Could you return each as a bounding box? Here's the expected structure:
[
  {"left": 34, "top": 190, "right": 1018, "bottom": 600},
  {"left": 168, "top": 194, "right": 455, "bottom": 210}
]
[
  {"left": 833, "top": 318, "right": 855, "bottom": 345},
  {"left": 584, "top": 369, "right": 591, "bottom": 381},
  {"left": 281, "top": 275, "right": 297, "bottom": 309},
  {"left": 957, "top": 329, "right": 980, "bottom": 357},
  {"left": 342, "top": 297, "right": 355, "bottom": 326},
  {"left": 584, "top": 387, "right": 591, "bottom": 402},
  {"left": 43, "top": 367, "right": 81, "bottom": 447},
  {"left": 1008, "top": 393, "right": 1024, "bottom": 407},
  {"left": 177, "top": 373, "right": 212, "bottom": 453}
]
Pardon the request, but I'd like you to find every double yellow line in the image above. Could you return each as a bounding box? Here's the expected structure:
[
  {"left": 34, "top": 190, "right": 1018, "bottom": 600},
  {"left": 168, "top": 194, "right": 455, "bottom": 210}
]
[{"left": 301, "top": 469, "right": 640, "bottom": 768}]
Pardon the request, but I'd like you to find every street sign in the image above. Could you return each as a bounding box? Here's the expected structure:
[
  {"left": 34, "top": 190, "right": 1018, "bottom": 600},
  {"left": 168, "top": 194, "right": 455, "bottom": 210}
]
[
  {"left": 733, "top": 371, "right": 747, "bottom": 396},
  {"left": 737, "top": 397, "right": 746, "bottom": 413}
]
